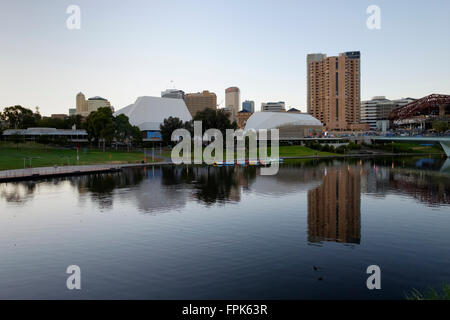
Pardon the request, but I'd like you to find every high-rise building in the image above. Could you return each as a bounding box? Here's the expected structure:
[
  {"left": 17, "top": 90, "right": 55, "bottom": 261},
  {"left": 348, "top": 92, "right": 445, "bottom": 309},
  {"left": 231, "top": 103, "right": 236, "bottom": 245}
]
[
  {"left": 261, "top": 101, "right": 286, "bottom": 112},
  {"left": 184, "top": 90, "right": 217, "bottom": 117},
  {"left": 225, "top": 87, "right": 240, "bottom": 122},
  {"left": 361, "top": 96, "right": 395, "bottom": 130},
  {"left": 307, "top": 51, "right": 361, "bottom": 130},
  {"left": 76, "top": 92, "right": 88, "bottom": 116},
  {"left": 242, "top": 100, "right": 255, "bottom": 113},
  {"left": 361, "top": 96, "right": 417, "bottom": 130},
  {"left": 76, "top": 92, "right": 112, "bottom": 117},
  {"left": 161, "top": 89, "right": 185, "bottom": 100}
]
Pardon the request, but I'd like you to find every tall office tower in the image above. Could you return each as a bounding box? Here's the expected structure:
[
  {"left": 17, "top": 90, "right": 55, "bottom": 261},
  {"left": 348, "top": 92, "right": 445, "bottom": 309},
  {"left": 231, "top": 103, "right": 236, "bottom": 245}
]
[
  {"left": 225, "top": 87, "right": 240, "bottom": 122},
  {"left": 161, "top": 89, "right": 185, "bottom": 99},
  {"left": 242, "top": 100, "right": 255, "bottom": 113},
  {"left": 307, "top": 51, "right": 361, "bottom": 130},
  {"left": 184, "top": 90, "right": 217, "bottom": 117},
  {"left": 76, "top": 92, "right": 88, "bottom": 116},
  {"left": 261, "top": 101, "right": 286, "bottom": 112}
]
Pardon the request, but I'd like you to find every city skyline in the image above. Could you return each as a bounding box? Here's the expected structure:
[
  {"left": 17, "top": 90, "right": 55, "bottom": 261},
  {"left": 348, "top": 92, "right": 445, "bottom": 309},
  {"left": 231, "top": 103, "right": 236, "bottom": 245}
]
[{"left": 1, "top": 0, "right": 450, "bottom": 116}]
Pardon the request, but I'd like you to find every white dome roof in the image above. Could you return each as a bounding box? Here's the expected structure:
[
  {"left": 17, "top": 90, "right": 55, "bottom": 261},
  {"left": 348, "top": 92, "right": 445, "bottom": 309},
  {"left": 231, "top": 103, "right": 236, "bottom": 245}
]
[
  {"left": 244, "top": 112, "right": 322, "bottom": 130},
  {"left": 114, "top": 96, "right": 192, "bottom": 131}
]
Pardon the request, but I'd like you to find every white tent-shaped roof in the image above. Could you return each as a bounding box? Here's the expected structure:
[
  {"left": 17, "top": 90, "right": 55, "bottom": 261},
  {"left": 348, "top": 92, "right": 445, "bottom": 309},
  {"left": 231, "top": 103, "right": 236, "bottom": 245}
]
[
  {"left": 114, "top": 96, "right": 192, "bottom": 131},
  {"left": 244, "top": 112, "right": 322, "bottom": 131}
]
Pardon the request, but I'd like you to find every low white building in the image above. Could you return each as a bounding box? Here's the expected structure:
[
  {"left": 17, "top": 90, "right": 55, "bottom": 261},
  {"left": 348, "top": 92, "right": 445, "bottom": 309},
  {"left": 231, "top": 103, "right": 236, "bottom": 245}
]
[
  {"left": 114, "top": 96, "right": 192, "bottom": 141},
  {"left": 244, "top": 112, "right": 323, "bottom": 139}
]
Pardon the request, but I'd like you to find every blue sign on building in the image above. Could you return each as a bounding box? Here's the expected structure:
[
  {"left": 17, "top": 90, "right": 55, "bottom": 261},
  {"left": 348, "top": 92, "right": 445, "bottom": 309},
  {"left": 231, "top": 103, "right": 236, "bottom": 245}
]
[{"left": 146, "top": 131, "right": 162, "bottom": 140}]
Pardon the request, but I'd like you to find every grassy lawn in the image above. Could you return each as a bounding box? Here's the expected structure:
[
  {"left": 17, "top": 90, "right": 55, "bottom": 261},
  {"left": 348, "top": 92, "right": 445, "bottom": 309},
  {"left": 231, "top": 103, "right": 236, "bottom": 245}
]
[
  {"left": 162, "top": 145, "right": 336, "bottom": 161},
  {"left": 277, "top": 145, "right": 335, "bottom": 157},
  {"left": 375, "top": 142, "right": 444, "bottom": 154},
  {"left": 0, "top": 142, "right": 151, "bottom": 171}
]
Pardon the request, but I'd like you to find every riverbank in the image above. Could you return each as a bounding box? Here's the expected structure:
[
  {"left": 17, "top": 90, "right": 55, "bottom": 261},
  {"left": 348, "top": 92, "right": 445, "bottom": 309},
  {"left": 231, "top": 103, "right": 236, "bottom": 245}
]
[
  {"left": 0, "top": 151, "right": 446, "bottom": 183},
  {"left": 0, "top": 142, "right": 155, "bottom": 171}
]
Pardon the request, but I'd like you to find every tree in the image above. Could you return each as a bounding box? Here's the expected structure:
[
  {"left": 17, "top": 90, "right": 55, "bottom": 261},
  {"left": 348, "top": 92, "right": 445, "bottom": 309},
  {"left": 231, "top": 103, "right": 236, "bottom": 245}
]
[
  {"left": 432, "top": 120, "right": 449, "bottom": 134},
  {"left": 193, "top": 108, "right": 237, "bottom": 135},
  {"left": 130, "top": 126, "right": 142, "bottom": 145},
  {"left": 67, "top": 114, "right": 84, "bottom": 129},
  {"left": 0, "top": 105, "right": 39, "bottom": 129},
  {"left": 160, "top": 116, "right": 185, "bottom": 146},
  {"left": 37, "top": 117, "right": 67, "bottom": 129},
  {"left": 85, "top": 107, "right": 115, "bottom": 149},
  {"left": 113, "top": 114, "right": 142, "bottom": 147},
  {"left": 114, "top": 114, "right": 133, "bottom": 143}
]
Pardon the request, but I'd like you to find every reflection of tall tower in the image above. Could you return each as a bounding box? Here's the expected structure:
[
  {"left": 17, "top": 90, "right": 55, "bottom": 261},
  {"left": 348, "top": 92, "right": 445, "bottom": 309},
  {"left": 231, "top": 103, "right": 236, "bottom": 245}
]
[{"left": 307, "top": 166, "right": 361, "bottom": 244}]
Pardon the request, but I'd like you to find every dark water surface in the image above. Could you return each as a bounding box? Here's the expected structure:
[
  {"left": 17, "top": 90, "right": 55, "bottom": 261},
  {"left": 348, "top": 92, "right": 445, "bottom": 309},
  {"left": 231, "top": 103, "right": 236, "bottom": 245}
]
[{"left": 1, "top": 157, "right": 450, "bottom": 299}]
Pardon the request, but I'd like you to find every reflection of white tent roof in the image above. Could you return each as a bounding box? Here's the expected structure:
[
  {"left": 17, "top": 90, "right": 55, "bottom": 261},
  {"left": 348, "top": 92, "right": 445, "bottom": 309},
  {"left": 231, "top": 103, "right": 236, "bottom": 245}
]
[
  {"left": 114, "top": 96, "right": 192, "bottom": 131},
  {"left": 244, "top": 112, "right": 322, "bottom": 130}
]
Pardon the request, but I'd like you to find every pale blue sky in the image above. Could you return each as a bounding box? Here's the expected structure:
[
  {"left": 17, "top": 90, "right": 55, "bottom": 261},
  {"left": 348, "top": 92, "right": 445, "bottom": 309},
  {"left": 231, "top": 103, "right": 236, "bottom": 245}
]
[{"left": 1, "top": 0, "right": 449, "bottom": 115}]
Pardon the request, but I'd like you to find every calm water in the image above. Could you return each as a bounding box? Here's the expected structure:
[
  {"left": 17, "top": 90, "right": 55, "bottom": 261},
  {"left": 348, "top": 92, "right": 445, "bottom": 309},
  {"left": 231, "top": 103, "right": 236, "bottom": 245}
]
[{"left": 1, "top": 157, "right": 450, "bottom": 299}]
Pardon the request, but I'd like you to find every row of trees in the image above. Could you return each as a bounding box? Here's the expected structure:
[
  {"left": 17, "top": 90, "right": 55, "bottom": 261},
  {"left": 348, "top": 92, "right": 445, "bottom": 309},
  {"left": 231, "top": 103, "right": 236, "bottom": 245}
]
[
  {"left": 159, "top": 109, "right": 238, "bottom": 145},
  {"left": 432, "top": 120, "right": 449, "bottom": 133},
  {"left": 0, "top": 105, "right": 142, "bottom": 148},
  {"left": 0, "top": 105, "right": 83, "bottom": 130},
  {"left": 2, "top": 105, "right": 239, "bottom": 147}
]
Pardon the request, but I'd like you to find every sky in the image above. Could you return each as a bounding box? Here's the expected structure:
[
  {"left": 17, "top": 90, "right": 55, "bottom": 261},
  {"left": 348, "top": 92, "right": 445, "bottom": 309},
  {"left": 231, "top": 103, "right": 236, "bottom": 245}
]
[{"left": 0, "top": 0, "right": 449, "bottom": 116}]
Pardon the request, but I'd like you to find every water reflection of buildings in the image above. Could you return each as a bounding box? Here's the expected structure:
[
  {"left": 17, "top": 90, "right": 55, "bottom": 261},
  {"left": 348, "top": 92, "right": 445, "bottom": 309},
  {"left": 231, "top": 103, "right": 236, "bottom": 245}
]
[
  {"left": 307, "top": 166, "right": 361, "bottom": 244},
  {"left": 360, "top": 158, "right": 450, "bottom": 206},
  {"left": 1, "top": 158, "right": 449, "bottom": 216}
]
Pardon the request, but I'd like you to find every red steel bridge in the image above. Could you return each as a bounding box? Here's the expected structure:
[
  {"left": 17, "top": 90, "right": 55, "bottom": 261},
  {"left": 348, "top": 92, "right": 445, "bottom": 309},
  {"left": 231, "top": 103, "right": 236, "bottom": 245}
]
[{"left": 389, "top": 93, "right": 450, "bottom": 121}]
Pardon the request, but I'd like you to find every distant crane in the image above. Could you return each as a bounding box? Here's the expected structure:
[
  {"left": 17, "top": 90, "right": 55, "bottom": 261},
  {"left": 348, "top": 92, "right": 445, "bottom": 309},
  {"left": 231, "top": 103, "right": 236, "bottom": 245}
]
[{"left": 217, "top": 99, "right": 224, "bottom": 108}]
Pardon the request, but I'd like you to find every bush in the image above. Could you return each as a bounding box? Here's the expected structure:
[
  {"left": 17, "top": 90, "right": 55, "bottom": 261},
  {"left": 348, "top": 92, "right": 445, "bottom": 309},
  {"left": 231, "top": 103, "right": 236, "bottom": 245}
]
[
  {"left": 347, "top": 142, "right": 362, "bottom": 150},
  {"left": 335, "top": 145, "right": 347, "bottom": 154}
]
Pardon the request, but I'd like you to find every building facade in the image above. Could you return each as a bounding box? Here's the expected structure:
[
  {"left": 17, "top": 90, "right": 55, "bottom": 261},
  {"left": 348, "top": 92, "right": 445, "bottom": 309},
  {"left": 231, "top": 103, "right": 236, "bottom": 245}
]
[
  {"left": 307, "top": 51, "right": 361, "bottom": 130},
  {"left": 361, "top": 96, "right": 395, "bottom": 130},
  {"left": 261, "top": 101, "right": 286, "bottom": 112},
  {"left": 161, "top": 89, "right": 185, "bottom": 99},
  {"left": 244, "top": 112, "right": 323, "bottom": 139},
  {"left": 225, "top": 87, "right": 240, "bottom": 122},
  {"left": 76, "top": 92, "right": 112, "bottom": 117},
  {"left": 76, "top": 92, "right": 88, "bottom": 116},
  {"left": 361, "top": 96, "right": 417, "bottom": 130},
  {"left": 242, "top": 100, "right": 255, "bottom": 113},
  {"left": 184, "top": 90, "right": 217, "bottom": 117},
  {"left": 236, "top": 110, "right": 253, "bottom": 129}
]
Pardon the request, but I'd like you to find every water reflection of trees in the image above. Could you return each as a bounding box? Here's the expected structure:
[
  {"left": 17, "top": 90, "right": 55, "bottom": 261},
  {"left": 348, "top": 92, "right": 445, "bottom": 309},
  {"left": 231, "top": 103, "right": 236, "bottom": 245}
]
[
  {"left": 1, "top": 157, "right": 449, "bottom": 212},
  {"left": 0, "top": 181, "right": 37, "bottom": 204}
]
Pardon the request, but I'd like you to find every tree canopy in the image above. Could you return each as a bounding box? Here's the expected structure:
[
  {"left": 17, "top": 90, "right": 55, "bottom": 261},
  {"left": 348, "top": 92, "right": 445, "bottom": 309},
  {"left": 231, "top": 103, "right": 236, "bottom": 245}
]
[
  {"left": 159, "top": 116, "right": 186, "bottom": 146},
  {"left": 193, "top": 108, "right": 237, "bottom": 135},
  {"left": 85, "top": 108, "right": 141, "bottom": 146},
  {"left": 432, "top": 120, "right": 449, "bottom": 133},
  {"left": 0, "top": 105, "right": 40, "bottom": 129}
]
